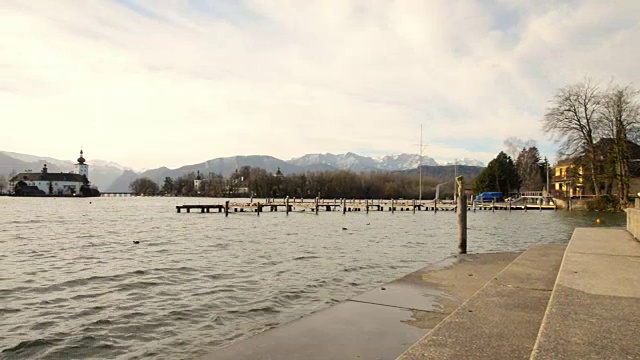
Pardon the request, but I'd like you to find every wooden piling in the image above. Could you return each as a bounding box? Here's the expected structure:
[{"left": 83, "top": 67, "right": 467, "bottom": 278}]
[
  {"left": 285, "top": 196, "right": 290, "bottom": 215},
  {"left": 492, "top": 198, "right": 495, "bottom": 212},
  {"left": 257, "top": 202, "right": 261, "bottom": 216},
  {"left": 457, "top": 176, "right": 467, "bottom": 254},
  {"left": 412, "top": 199, "right": 416, "bottom": 214},
  {"left": 434, "top": 199, "right": 438, "bottom": 213},
  {"left": 391, "top": 199, "right": 395, "bottom": 213},
  {"left": 315, "top": 197, "right": 319, "bottom": 215},
  {"left": 366, "top": 199, "right": 369, "bottom": 214},
  {"left": 342, "top": 198, "right": 346, "bottom": 214},
  {"left": 224, "top": 201, "right": 229, "bottom": 217}
]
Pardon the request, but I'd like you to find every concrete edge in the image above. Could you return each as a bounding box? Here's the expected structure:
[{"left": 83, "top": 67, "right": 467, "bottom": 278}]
[
  {"left": 528, "top": 230, "right": 572, "bottom": 360},
  {"left": 394, "top": 249, "right": 534, "bottom": 360}
]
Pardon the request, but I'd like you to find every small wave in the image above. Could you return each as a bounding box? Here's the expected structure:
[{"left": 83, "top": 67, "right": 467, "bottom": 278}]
[
  {"left": 30, "top": 270, "right": 148, "bottom": 294},
  {"left": 292, "top": 255, "right": 321, "bottom": 261},
  {"left": 2, "top": 337, "right": 62, "bottom": 356},
  {"left": 192, "top": 288, "right": 236, "bottom": 297},
  {"left": 0, "top": 307, "right": 21, "bottom": 314},
  {"left": 115, "top": 281, "right": 161, "bottom": 292},
  {"left": 228, "top": 306, "right": 280, "bottom": 315}
]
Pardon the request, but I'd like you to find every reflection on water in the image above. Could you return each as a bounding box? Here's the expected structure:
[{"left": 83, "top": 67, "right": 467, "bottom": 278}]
[{"left": 0, "top": 197, "right": 625, "bottom": 359}]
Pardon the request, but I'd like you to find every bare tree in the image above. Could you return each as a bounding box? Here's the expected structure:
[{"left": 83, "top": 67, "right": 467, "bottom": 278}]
[
  {"left": 598, "top": 84, "right": 640, "bottom": 202},
  {"left": 516, "top": 147, "right": 544, "bottom": 191},
  {"left": 0, "top": 175, "right": 7, "bottom": 193},
  {"left": 543, "top": 78, "right": 603, "bottom": 196},
  {"left": 503, "top": 137, "right": 536, "bottom": 160}
]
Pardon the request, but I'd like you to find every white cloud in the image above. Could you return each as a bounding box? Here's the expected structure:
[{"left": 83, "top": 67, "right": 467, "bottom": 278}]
[{"left": 1, "top": 0, "right": 639, "bottom": 168}]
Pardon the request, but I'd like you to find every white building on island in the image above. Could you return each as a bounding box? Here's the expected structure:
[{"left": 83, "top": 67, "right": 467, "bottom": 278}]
[{"left": 9, "top": 150, "right": 100, "bottom": 196}]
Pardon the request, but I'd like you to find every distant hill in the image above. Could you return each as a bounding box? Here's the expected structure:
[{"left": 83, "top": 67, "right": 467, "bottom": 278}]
[
  {"left": 1, "top": 150, "right": 487, "bottom": 192},
  {"left": 107, "top": 156, "right": 303, "bottom": 191}
]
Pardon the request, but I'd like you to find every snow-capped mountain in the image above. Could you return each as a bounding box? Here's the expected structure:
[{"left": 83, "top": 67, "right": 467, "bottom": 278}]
[
  {"left": 288, "top": 152, "right": 380, "bottom": 172},
  {"left": 443, "top": 158, "right": 485, "bottom": 167},
  {"left": 288, "top": 152, "right": 440, "bottom": 171},
  {"left": 376, "top": 154, "right": 438, "bottom": 170}
]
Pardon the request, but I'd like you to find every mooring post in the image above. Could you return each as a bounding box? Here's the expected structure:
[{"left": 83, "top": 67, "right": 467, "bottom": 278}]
[
  {"left": 257, "top": 202, "right": 261, "bottom": 216},
  {"left": 391, "top": 199, "right": 395, "bottom": 213},
  {"left": 539, "top": 197, "right": 543, "bottom": 212},
  {"left": 457, "top": 176, "right": 467, "bottom": 254},
  {"left": 472, "top": 199, "right": 476, "bottom": 213},
  {"left": 492, "top": 198, "right": 496, "bottom": 212},
  {"left": 315, "top": 197, "right": 319, "bottom": 215},
  {"left": 412, "top": 199, "right": 416, "bottom": 214},
  {"left": 366, "top": 199, "right": 369, "bottom": 214},
  {"left": 434, "top": 199, "right": 438, "bottom": 213},
  {"left": 177, "top": 207, "right": 181, "bottom": 213},
  {"left": 285, "top": 196, "right": 290, "bottom": 215},
  {"left": 508, "top": 199, "right": 511, "bottom": 212},
  {"left": 342, "top": 198, "right": 346, "bottom": 214},
  {"left": 224, "top": 201, "right": 229, "bottom": 217}
]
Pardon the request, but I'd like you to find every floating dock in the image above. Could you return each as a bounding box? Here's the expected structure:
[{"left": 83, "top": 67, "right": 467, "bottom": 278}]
[{"left": 176, "top": 198, "right": 557, "bottom": 215}]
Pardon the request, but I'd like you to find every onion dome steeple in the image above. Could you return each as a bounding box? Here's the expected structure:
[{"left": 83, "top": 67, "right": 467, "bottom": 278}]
[{"left": 77, "top": 149, "right": 86, "bottom": 164}]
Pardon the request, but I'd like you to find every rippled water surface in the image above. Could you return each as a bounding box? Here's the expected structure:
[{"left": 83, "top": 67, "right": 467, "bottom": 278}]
[{"left": 0, "top": 197, "right": 626, "bottom": 359}]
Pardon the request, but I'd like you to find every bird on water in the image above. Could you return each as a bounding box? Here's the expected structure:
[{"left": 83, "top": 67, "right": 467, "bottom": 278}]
[{"left": 133, "top": 241, "right": 140, "bottom": 244}]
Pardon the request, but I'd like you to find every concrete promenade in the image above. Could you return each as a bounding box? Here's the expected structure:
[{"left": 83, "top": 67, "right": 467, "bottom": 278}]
[
  {"left": 530, "top": 228, "right": 640, "bottom": 359},
  {"left": 206, "top": 227, "right": 640, "bottom": 359}
]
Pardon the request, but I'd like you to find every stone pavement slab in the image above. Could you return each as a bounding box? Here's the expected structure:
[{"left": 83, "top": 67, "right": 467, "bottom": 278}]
[
  {"left": 531, "top": 227, "right": 640, "bottom": 360},
  {"left": 205, "top": 253, "right": 519, "bottom": 360},
  {"left": 398, "top": 244, "right": 566, "bottom": 360}
]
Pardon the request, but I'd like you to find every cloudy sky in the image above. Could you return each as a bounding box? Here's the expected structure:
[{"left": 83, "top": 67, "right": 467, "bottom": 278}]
[{"left": 2, "top": 0, "right": 639, "bottom": 169}]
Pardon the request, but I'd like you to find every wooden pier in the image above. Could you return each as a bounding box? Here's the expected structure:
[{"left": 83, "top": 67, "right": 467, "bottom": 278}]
[{"left": 176, "top": 198, "right": 557, "bottom": 216}]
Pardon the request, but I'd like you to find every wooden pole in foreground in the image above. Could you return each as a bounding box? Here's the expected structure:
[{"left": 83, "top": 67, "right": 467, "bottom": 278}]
[
  {"left": 224, "top": 201, "right": 229, "bottom": 217},
  {"left": 457, "top": 176, "right": 467, "bottom": 254}
]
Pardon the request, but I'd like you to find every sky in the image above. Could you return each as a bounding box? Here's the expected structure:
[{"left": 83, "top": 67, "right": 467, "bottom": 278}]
[{"left": 2, "top": 0, "right": 640, "bottom": 170}]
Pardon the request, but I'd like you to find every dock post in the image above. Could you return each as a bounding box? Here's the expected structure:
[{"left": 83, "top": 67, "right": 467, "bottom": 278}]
[
  {"left": 507, "top": 200, "right": 511, "bottom": 212},
  {"left": 257, "top": 202, "right": 261, "bottom": 216},
  {"left": 434, "top": 199, "right": 438, "bottom": 214},
  {"left": 539, "top": 198, "right": 543, "bottom": 212},
  {"left": 412, "top": 199, "right": 416, "bottom": 214},
  {"left": 492, "top": 198, "right": 495, "bottom": 212},
  {"left": 391, "top": 199, "right": 395, "bottom": 213},
  {"left": 187, "top": 208, "right": 190, "bottom": 213},
  {"left": 315, "top": 197, "right": 319, "bottom": 215},
  {"left": 342, "top": 198, "right": 346, "bottom": 214},
  {"left": 457, "top": 176, "right": 467, "bottom": 254},
  {"left": 286, "top": 196, "right": 290, "bottom": 215},
  {"left": 366, "top": 199, "right": 369, "bottom": 214},
  {"left": 224, "top": 201, "right": 229, "bottom": 217},
  {"left": 177, "top": 207, "right": 181, "bottom": 213},
  {"left": 473, "top": 200, "right": 476, "bottom": 213}
]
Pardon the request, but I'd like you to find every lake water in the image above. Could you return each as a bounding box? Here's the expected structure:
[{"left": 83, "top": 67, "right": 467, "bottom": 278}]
[{"left": 0, "top": 197, "right": 626, "bottom": 359}]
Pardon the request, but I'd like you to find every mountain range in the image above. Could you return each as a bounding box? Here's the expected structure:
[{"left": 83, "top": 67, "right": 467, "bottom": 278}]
[{"left": 0, "top": 151, "right": 485, "bottom": 192}]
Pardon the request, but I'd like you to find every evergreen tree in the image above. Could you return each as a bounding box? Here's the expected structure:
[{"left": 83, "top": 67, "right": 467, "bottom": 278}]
[{"left": 473, "top": 151, "right": 520, "bottom": 195}]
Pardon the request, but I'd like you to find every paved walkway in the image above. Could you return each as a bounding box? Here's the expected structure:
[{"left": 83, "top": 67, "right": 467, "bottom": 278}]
[
  {"left": 531, "top": 228, "right": 640, "bottom": 359},
  {"left": 397, "top": 244, "right": 565, "bottom": 360}
]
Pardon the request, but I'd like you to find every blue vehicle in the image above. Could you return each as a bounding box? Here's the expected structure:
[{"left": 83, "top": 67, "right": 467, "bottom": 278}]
[{"left": 475, "top": 192, "right": 503, "bottom": 202}]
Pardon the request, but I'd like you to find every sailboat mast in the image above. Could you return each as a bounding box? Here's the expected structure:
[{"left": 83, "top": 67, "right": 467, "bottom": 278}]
[{"left": 419, "top": 124, "right": 423, "bottom": 201}]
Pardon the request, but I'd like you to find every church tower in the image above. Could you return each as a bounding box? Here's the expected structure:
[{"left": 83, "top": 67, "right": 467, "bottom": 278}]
[
  {"left": 194, "top": 170, "right": 203, "bottom": 193},
  {"left": 75, "top": 149, "right": 89, "bottom": 178}
]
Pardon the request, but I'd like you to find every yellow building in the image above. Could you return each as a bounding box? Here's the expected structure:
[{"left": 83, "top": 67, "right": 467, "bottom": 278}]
[{"left": 553, "top": 159, "right": 583, "bottom": 197}]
